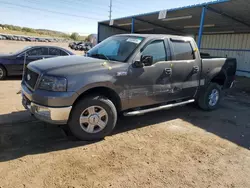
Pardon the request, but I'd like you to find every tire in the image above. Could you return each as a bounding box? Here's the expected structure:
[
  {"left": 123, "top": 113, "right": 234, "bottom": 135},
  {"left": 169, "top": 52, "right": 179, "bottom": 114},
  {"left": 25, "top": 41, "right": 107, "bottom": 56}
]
[
  {"left": 0, "top": 65, "right": 7, "bottom": 80},
  {"left": 68, "top": 95, "right": 117, "bottom": 141},
  {"left": 197, "top": 83, "right": 222, "bottom": 111}
]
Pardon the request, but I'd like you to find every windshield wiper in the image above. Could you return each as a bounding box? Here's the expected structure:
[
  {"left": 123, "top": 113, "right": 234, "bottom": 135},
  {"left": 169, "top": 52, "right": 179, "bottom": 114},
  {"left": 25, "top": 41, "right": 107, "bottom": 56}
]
[{"left": 88, "top": 53, "right": 111, "bottom": 62}]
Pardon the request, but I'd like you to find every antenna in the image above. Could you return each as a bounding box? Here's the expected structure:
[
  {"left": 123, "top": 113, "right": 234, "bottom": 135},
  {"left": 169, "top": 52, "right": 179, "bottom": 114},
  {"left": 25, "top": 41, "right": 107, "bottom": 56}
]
[
  {"left": 17, "top": 52, "right": 27, "bottom": 95},
  {"left": 109, "top": 0, "right": 112, "bottom": 21},
  {"left": 22, "top": 52, "right": 27, "bottom": 81}
]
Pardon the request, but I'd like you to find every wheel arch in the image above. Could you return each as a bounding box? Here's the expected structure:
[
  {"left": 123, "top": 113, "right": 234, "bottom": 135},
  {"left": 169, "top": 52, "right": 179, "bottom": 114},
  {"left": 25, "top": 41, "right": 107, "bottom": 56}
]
[
  {"left": 74, "top": 86, "right": 122, "bottom": 113},
  {"left": 207, "top": 67, "right": 227, "bottom": 88},
  {"left": 0, "top": 63, "right": 7, "bottom": 76}
]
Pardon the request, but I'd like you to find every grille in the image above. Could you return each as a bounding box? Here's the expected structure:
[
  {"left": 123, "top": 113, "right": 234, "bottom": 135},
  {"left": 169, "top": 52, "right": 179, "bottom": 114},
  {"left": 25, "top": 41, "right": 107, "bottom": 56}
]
[{"left": 24, "top": 68, "right": 39, "bottom": 89}]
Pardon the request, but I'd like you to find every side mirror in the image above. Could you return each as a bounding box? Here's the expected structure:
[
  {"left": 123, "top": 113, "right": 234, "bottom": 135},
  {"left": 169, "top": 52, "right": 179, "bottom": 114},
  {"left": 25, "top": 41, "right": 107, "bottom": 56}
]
[
  {"left": 17, "top": 55, "right": 25, "bottom": 59},
  {"left": 133, "top": 60, "right": 144, "bottom": 68},
  {"left": 141, "top": 55, "right": 153, "bottom": 66},
  {"left": 17, "top": 54, "right": 28, "bottom": 59}
]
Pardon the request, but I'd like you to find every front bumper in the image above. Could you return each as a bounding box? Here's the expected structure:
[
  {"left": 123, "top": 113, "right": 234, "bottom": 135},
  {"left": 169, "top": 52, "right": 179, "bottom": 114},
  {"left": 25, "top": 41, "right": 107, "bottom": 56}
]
[
  {"left": 21, "top": 82, "right": 75, "bottom": 124},
  {"left": 22, "top": 96, "right": 72, "bottom": 124}
]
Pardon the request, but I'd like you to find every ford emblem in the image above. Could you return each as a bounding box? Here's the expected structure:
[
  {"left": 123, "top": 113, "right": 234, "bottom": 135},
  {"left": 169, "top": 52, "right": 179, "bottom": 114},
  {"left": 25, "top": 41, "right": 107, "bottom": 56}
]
[{"left": 27, "top": 74, "right": 31, "bottom": 81}]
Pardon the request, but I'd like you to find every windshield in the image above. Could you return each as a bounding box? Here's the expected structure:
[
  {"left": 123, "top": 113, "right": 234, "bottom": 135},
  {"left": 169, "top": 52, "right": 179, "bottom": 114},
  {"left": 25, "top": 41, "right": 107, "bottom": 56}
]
[
  {"left": 12, "top": 46, "right": 32, "bottom": 55},
  {"left": 87, "top": 36, "right": 144, "bottom": 62}
]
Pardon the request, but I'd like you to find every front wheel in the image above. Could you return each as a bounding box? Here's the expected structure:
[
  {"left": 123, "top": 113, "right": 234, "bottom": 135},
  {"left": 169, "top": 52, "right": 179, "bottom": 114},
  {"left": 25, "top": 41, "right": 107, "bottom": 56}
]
[
  {"left": 197, "top": 83, "right": 222, "bottom": 111},
  {"left": 0, "top": 65, "right": 7, "bottom": 80},
  {"left": 68, "top": 95, "right": 117, "bottom": 141}
]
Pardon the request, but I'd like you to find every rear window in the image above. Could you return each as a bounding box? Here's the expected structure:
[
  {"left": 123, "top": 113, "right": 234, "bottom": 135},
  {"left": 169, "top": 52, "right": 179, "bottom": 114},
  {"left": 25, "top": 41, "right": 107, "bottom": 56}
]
[
  {"left": 61, "top": 50, "right": 69, "bottom": 56},
  {"left": 171, "top": 41, "right": 195, "bottom": 60},
  {"left": 49, "top": 48, "right": 60, "bottom": 56}
]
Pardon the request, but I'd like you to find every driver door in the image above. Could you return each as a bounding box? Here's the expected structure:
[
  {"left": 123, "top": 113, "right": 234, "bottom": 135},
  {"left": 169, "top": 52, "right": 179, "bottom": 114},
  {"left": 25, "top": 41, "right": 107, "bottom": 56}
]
[
  {"left": 128, "top": 39, "right": 174, "bottom": 108},
  {"left": 16, "top": 47, "right": 49, "bottom": 74}
]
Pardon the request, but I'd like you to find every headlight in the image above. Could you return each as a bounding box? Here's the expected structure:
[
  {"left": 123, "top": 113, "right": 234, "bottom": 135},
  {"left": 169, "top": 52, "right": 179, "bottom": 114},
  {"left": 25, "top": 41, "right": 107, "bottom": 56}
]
[{"left": 39, "top": 75, "right": 67, "bottom": 92}]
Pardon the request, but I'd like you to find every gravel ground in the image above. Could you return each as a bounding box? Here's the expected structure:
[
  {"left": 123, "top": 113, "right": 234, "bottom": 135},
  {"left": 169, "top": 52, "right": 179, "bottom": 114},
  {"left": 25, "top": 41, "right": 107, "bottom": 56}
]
[{"left": 0, "top": 41, "right": 250, "bottom": 188}]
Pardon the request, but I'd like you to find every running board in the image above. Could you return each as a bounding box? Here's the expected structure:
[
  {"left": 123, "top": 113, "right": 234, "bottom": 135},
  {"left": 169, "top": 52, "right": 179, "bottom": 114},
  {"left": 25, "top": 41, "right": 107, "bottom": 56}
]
[{"left": 123, "top": 99, "right": 195, "bottom": 116}]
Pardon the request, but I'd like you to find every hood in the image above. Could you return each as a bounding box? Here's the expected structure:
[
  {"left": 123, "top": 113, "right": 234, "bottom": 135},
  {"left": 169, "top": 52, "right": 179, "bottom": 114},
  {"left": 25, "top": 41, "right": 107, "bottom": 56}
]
[{"left": 28, "top": 55, "right": 112, "bottom": 76}]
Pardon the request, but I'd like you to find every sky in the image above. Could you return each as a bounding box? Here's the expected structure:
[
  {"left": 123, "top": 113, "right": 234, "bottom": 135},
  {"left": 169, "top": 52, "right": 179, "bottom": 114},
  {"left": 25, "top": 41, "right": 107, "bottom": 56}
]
[{"left": 0, "top": 0, "right": 209, "bottom": 35}]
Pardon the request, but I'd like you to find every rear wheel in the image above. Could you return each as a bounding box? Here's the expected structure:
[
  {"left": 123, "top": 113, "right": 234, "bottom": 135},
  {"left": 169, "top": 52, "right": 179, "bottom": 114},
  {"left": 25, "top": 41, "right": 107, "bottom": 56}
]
[
  {"left": 197, "top": 83, "right": 221, "bottom": 111},
  {"left": 0, "top": 65, "right": 7, "bottom": 80},
  {"left": 68, "top": 95, "right": 117, "bottom": 141}
]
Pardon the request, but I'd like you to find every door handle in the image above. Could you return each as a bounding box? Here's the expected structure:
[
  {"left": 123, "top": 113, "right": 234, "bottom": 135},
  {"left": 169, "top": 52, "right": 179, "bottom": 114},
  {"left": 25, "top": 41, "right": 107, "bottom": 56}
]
[
  {"left": 165, "top": 68, "right": 172, "bottom": 75},
  {"left": 193, "top": 66, "right": 199, "bottom": 73}
]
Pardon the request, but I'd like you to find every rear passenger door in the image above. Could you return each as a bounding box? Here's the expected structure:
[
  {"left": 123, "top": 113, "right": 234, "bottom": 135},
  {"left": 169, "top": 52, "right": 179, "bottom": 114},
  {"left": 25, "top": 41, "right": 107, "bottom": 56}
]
[{"left": 168, "top": 38, "right": 200, "bottom": 98}]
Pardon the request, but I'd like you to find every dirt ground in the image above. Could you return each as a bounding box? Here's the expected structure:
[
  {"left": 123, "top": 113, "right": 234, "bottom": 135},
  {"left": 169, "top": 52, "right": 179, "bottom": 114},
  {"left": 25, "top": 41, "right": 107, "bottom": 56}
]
[{"left": 0, "top": 41, "right": 250, "bottom": 188}]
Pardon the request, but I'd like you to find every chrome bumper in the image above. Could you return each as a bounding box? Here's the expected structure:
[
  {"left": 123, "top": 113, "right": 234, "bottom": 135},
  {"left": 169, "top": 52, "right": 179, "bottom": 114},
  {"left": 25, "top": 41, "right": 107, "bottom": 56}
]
[{"left": 23, "top": 100, "right": 72, "bottom": 125}]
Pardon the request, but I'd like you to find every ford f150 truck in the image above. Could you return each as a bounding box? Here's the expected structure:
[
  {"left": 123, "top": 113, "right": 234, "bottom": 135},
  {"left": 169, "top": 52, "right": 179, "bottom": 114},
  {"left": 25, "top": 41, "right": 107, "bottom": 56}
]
[{"left": 21, "top": 34, "right": 236, "bottom": 140}]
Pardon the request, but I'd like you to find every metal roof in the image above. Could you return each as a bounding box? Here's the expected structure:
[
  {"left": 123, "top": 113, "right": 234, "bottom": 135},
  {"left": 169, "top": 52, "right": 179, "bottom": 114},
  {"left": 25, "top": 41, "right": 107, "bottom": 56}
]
[
  {"left": 112, "top": 33, "right": 193, "bottom": 40},
  {"left": 99, "top": 0, "right": 250, "bottom": 35}
]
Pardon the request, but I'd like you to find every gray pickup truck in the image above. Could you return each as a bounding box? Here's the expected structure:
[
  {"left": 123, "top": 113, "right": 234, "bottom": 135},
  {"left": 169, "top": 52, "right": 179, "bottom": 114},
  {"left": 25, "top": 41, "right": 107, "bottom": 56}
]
[{"left": 21, "top": 34, "right": 236, "bottom": 140}]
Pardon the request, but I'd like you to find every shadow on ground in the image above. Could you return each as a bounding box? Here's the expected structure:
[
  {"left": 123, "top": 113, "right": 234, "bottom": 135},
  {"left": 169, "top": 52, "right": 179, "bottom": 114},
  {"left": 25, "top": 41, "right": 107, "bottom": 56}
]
[
  {"left": 0, "top": 91, "right": 250, "bottom": 162},
  {"left": 0, "top": 76, "right": 22, "bottom": 81}
]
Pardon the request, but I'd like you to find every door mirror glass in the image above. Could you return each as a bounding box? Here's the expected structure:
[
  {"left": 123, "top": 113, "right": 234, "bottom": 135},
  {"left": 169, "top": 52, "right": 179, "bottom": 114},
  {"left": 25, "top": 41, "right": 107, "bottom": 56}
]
[{"left": 141, "top": 55, "right": 153, "bottom": 66}]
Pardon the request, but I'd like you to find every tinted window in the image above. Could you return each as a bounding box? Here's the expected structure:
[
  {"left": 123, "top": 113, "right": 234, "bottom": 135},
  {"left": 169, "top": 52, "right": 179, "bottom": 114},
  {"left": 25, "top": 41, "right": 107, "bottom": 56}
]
[
  {"left": 172, "top": 41, "right": 194, "bottom": 60},
  {"left": 61, "top": 50, "right": 69, "bottom": 56},
  {"left": 27, "top": 47, "right": 48, "bottom": 56},
  {"left": 142, "top": 40, "right": 166, "bottom": 64},
  {"left": 49, "top": 48, "right": 61, "bottom": 56}
]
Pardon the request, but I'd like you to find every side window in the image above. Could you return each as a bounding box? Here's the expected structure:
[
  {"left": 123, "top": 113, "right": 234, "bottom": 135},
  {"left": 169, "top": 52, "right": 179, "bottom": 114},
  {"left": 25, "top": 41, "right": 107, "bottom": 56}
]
[
  {"left": 171, "top": 41, "right": 195, "bottom": 60},
  {"left": 141, "top": 40, "right": 166, "bottom": 64},
  {"left": 60, "top": 50, "right": 69, "bottom": 56},
  {"left": 49, "top": 48, "right": 61, "bottom": 56},
  {"left": 27, "top": 47, "right": 48, "bottom": 56},
  {"left": 98, "top": 40, "right": 120, "bottom": 56}
]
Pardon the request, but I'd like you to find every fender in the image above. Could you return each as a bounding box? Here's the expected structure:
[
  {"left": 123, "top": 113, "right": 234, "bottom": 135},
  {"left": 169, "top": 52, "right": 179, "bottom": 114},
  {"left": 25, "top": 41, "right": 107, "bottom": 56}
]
[
  {"left": 73, "top": 73, "right": 129, "bottom": 111},
  {"left": 205, "top": 66, "right": 227, "bottom": 86},
  {"left": 77, "top": 81, "right": 118, "bottom": 96},
  {"left": 75, "top": 73, "right": 119, "bottom": 96}
]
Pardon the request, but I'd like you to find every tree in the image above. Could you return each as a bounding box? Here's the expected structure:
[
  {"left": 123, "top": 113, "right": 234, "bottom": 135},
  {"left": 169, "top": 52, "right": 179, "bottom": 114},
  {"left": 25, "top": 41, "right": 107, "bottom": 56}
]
[
  {"left": 84, "top": 35, "right": 91, "bottom": 42},
  {"left": 70, "top": 32, "right": 80, "bottom": 41},
  {"left": 22, "top": 27, "right": 35, "bottom": 33}
]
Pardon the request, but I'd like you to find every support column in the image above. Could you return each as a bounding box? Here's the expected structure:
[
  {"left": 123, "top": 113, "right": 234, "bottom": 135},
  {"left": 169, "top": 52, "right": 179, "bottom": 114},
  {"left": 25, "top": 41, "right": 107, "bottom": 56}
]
[
  {"left": 131, "top": 17, "right": 135, "bottom": 33},
  {"left": 198, "top": 7, "right": 207, "bottom": 49}
]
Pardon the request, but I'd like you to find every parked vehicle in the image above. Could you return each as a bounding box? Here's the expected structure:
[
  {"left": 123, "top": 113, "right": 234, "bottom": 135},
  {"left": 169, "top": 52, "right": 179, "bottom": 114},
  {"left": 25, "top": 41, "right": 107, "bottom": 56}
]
[
  {"left": 78, "top": 43, "right": 92, "bottom": 51},
  {"left": 21, "top": 34, "right": 236, "bottom": 141},
  {"left": 0, "top": 35, "right": 7, "bottom": 40},
  {"left": 73, "top": 42, "right": 82, "bottom": 50},
  {"left": 68, "top": 42, "right": 76, "bottom": 48},
  {"left": 25, "top": 37, "right": 32, "bottom": 42},
  {"left": 4, "top": 35, "right": 13, "bottom": 40},
  {"left": 71, "top": 42, "right": 83, "bottom": 50},
  {"left": 0, "top": 46, "right": 74, "bottom": 80}
]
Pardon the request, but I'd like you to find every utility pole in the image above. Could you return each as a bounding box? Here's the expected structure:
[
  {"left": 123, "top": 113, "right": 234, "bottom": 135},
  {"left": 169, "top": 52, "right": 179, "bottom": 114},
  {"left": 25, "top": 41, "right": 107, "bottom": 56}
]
[{"left": 109, "top": 0, "right": 112, "bottom": 21}]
